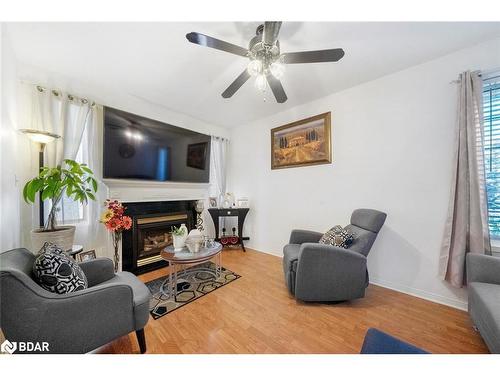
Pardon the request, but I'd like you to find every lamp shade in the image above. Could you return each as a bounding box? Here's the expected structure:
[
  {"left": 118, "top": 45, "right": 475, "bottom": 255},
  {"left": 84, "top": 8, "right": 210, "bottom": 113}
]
[{"left": 20, "top": 129, "right": 61, "bottom": 144}]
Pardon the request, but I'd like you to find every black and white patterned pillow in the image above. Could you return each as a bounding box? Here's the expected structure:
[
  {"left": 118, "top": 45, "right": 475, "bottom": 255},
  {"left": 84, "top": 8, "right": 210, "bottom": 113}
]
[
  {"left": 33, "top": 242, "right": 88, "bottom": 294},
  {"left": 319, "top": 225, "right": 354, "bottom": 249}
]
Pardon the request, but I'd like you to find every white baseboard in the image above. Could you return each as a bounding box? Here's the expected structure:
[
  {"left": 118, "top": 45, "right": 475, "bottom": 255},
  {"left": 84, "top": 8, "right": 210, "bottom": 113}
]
[
  {"left": 247, "top": 246, "right": 281, "bottom": 258},
  {"left": 369, "top": 276, "right": 468, "bottom": 311},
  {"left": 248, "top": 247, "right": 468, "bottom": 312}
]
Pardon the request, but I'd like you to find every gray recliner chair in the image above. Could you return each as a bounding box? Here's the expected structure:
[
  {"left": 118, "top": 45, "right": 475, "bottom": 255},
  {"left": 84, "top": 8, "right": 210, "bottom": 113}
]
[
  {"left": 466, "top": 253, "right": 500, "bottom": 353},
  {"left": 283, "top": 209, "right": 387, "bottom": 302},
  {"left": 0, "top": 248, "right": 152, "bottom": 354}
]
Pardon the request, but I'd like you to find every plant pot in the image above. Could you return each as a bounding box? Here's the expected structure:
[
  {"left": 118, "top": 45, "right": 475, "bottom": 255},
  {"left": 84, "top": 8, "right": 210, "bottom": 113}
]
[
  {"left": 172, "top": 234, "right": 187, "bottom": 251},
  {"left": 31, "top": 225, "right": 76, "bottom": 252}
]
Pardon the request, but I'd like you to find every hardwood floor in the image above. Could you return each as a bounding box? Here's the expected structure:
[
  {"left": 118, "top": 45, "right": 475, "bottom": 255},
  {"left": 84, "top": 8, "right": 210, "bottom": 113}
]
[{"left": 96, "top": 248, "right": 489, "bottom": 354}]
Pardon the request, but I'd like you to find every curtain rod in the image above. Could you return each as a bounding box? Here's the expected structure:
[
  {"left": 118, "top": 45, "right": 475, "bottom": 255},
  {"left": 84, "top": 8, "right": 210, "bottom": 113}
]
[
  {"left": 210, "top": 135, "right": 230, "bottom": 141},
  {"left": 449, "top": 69, "right": 500, "bottom": 84},
  {"left": 20, "top": 80, "right": 97, "bottom": 106}
]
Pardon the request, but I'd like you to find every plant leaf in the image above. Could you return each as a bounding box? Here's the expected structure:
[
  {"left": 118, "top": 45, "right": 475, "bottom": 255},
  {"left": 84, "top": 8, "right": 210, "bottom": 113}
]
[
  {"left": 82, "top": 166, "right": 93, "bottom": 174},
  {"left": 41, "top": 188, "right": 52, "bottom": 201}
]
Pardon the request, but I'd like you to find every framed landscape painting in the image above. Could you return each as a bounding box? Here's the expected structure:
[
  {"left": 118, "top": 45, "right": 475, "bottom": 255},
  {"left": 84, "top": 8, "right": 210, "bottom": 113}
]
[{"left": 271, "top": 112, "right": 332, "bottom": 169}]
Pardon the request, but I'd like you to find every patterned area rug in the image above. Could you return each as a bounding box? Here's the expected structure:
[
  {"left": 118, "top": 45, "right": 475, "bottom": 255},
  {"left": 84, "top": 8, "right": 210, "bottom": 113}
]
[{"left": 146, "top": 261, "right": 241, "bottom": 319}]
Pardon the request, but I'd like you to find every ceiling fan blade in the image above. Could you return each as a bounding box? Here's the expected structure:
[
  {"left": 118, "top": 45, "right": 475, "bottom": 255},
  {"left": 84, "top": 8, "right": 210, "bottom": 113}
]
[
  {"left": 262, "top": 21, "right": 282, "bottom": 46},
  {"left": 282, "top": 48, "right": 345, "bottom": 64},
  {"left": 186, "top": 32, "right": 248, "bottom": 57},
  {"left": 221, "top": 70, "right": 251, "bottom": 98},
  {"left": 266, "top": 75, "right": 287, "bottom": 103}
]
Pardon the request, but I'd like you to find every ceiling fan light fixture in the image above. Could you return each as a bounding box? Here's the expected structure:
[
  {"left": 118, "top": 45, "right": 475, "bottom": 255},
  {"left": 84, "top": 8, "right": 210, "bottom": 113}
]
[
  {"left": 255, "top": 74, "right": 267, "bottom": 91},
  {"left": 270, "top": 61, "right": 285, "bottom": 79},
  {"left": 247, "top": 59, "right": 263, "bottom": 76},
  {"left": 186, "top": 21, "right": 344, "bottom": 103}
]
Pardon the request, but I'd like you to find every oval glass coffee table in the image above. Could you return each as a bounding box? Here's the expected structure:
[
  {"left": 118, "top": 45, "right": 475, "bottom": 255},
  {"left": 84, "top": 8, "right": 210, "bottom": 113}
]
[{"left": 159, "top": 242, "right": 222, "bottom": 301}]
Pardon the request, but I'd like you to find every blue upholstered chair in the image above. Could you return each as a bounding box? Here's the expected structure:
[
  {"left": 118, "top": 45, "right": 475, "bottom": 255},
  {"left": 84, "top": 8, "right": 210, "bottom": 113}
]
[{"left": 360, "top": 328, "right": 428, "bottom": 354}]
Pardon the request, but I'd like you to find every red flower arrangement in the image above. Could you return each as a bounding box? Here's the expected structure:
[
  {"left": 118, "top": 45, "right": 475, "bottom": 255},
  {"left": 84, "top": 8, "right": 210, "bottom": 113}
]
[{"left": 100, "top": 199, "right": 132, "bottom": 271}]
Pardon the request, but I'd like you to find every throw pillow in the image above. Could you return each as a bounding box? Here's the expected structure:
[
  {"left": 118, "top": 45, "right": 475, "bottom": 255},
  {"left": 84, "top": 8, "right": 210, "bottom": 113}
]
[
  {"left": 33, "top": 242, "right": 88, "bottom": 294},
  {"left": 319, "top": 225, "right": 354, "bottom": 249}
]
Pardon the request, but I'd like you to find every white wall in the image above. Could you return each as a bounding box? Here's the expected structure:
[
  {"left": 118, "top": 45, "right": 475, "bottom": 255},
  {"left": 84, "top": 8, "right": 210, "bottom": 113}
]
[
  {"left": 1, "top": 25, "right": 23, "bottom": 250},
  {"left": 227, "top": 38, "right": 500, "bottom": 310}
]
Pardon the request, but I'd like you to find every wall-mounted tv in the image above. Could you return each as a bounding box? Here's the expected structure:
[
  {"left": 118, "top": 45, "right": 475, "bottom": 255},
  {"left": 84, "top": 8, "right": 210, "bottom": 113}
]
[{"left": 103, "top": 107, "right": 211, "bottom": 183}]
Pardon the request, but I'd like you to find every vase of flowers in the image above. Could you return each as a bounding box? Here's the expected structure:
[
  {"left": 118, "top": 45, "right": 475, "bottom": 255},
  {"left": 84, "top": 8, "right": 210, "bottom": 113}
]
[{"left": 100, "top": 199, "right": 132, "bottom": 272}]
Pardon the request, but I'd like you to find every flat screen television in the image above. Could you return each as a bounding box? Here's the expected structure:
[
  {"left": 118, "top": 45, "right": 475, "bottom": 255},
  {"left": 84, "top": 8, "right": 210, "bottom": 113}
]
[{"left": 103, "top": 107, "right": 211, "bottom": 183}]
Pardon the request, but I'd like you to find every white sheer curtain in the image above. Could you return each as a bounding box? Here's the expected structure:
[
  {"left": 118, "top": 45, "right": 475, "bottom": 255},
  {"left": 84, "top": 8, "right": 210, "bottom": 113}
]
[
  {"left": 73, "top": 105, "right": 109, "bottom": 255},
  {"left": 209, "top": 136, "right": 229, "bottom": 201},
  {"left": 206, "top": 136, "right": 229, "bottom": 238},
  {"left": 24, "top": 84, "right": 91, "bottom": 166}
]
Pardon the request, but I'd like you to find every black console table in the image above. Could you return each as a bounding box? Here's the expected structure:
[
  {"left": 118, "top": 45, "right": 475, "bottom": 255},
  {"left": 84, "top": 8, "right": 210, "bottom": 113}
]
[{"left": 208, "top": 208, "right": 250, "bottom": 251}]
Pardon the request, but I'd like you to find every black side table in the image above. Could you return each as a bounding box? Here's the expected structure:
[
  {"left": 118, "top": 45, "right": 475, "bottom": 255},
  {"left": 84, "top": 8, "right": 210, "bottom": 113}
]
[{"left": 208, "top": 208, "right": 250, "bottom": 251}]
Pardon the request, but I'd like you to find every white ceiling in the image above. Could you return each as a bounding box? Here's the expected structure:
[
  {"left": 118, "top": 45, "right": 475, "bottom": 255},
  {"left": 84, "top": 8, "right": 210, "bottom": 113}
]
[{"left": 6, "top": 22, "right": 500, "bottom": 128}]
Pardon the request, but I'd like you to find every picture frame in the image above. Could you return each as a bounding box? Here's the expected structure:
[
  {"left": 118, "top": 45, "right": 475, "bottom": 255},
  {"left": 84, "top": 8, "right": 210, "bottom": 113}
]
[
  {"left": 77, "top": 249, "right": 97, "bottom": 262},
  {"left": 271, "top": 112, "right": 332, "bottom": 169},
  {"left": 186, "top": 142, "right": 208, "bottom": 170},
  {"left": 209, "top": 196, "right": 218, "bottom": 208}
]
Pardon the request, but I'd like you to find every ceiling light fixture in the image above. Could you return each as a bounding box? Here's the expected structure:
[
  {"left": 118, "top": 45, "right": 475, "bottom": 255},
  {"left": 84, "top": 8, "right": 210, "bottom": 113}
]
[
  {"left": 187, "top": 21, "right": 345, "bottom": 103},
  {"left": 247, "top": 59, "right": 263, "bottom": 76},
  {"left": 255, "top": 74, "right": 267, "bottom": 91},
  {"left": 270, "top": 61, "right": 285, "bottom": 79}
]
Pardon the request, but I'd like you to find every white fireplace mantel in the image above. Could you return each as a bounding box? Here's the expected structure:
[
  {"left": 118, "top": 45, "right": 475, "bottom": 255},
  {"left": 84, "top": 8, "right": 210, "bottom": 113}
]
[{"left": 103, "top": 178, "right": 210, "bottom": 203}]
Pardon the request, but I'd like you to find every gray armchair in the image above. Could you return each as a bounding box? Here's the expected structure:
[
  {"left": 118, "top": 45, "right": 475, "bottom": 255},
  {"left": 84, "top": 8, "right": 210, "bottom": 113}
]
[
  {"left": 283, "top": 209, "right": 387, "bottom": 302},
  {"left": 0, "top": 248, "right": 151, "bottom": 354},
  {"left": 466, "top": 253, "right": 500, "bottom": 353}
]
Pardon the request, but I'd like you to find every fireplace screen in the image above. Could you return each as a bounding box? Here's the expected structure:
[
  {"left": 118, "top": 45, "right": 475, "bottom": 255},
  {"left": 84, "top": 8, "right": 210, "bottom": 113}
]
[
  {"left": 141, "top": 228, "right": 172, "bottom": 256},
  {"left": 135, "top": 213, "right": 189, "bottom": 267}
]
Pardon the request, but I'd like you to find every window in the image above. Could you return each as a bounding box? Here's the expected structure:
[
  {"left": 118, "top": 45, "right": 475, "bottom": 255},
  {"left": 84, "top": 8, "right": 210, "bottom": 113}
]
[
  {"left": 45, "top": 124, "right": 89, "bottom": 225},
  {"left": 483, "top": 77, "right": 500, "bottom": 237},
  {"left": 45, "top": 144, "right": 86, "bottom": 224},
  {"left": 56, "top": 145, "right": 85, "bottom": 223}
]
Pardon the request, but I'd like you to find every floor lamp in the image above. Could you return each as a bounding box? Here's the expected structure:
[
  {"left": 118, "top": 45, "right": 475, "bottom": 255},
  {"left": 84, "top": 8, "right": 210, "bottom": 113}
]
[{"left": 20, "top": 129, "right": 61, "bottom": 228}]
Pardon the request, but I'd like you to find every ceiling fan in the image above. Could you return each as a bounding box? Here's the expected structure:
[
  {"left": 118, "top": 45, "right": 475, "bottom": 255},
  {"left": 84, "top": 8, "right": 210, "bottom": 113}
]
[{"left": 186, "top": 22, "right": 345, "bottom": 103}]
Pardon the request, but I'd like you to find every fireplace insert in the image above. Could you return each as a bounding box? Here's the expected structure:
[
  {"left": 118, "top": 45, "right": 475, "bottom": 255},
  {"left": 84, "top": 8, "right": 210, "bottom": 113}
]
[
  {"left": 122, "top": 200, "right": 196, "bottom": 274},
  {"left": 135, "top": 213, "right": 189, "bottom": 268}
]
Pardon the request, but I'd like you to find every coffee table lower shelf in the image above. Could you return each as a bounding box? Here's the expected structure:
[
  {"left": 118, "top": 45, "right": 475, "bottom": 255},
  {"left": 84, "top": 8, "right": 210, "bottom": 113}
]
[{"left": 159, "top": 243, "right": 222, "bottom": 302}]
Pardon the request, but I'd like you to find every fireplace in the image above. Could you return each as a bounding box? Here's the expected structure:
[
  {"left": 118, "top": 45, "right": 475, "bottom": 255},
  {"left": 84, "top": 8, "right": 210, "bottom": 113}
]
[{"left": 122, "top": 200, "right": 196, "bottom": 274}]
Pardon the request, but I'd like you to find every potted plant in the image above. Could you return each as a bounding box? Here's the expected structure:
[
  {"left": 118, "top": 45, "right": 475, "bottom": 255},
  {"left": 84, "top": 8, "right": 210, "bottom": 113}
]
[
  {"left": 171, "top": 224, "right": 188, "bottom": 251},
  {"left": 23, "top": 159, "right": 98, "bottom": 251}
]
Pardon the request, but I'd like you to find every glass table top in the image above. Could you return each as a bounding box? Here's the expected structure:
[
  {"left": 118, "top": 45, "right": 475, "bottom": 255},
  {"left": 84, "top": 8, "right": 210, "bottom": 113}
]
[{"left": 161, "top": 242, "right": 222, "bottom": 263}]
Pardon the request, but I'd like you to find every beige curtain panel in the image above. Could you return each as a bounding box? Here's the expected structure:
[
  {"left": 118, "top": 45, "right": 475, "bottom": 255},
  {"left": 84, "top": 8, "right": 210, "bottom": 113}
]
[{"left": 440, "top": 71, "right": 492, "bottom": 288}]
